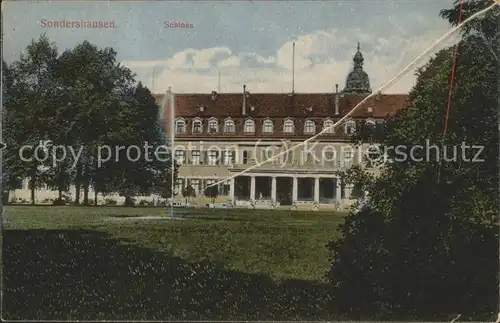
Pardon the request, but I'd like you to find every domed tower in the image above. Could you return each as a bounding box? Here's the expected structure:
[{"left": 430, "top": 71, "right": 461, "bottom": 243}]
[{"left": 343, "top": 42, "right": 372, "bottom": 94}]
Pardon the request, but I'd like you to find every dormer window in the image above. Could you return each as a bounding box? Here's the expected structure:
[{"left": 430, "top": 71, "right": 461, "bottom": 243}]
[
  {"left": 323, "top": 119, "right": 334, "bottom": 133},
  {"left": 175, "top": 118, "right": 186, "bottom": 133},
  {"left": 208, "top": 118, "right": 218, "bottom": 133},
  {"left": 192, "top": 118, "right": 203, "bottom": 133},
  {"left": 304, "top": 120, "right": 316, "bottom": 134},
  {"left": 244, "top": 119, "right": 255, "bottom": 133},
  {"left": 283, "top": 119, "right": 295, "bottom": 133},
  {"left": 263, "top": 119, "right": 274, "bottom": 133},
  {"left": 345, "top": 119, "right": 356, "bottom": 135},
  {"left": 283, "top": 119, "right": 294, "bottom": 133},
  {"left": 224, "top": 118, "right": 235, "bottom": 133}
]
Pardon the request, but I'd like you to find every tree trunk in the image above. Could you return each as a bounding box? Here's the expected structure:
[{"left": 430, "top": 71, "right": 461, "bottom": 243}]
[
  {"left": 75, "top": 164, "right": 81, "bottom": 205},
  {"left": 30, "top": 179, "right": 35, "bottom": 205},
  {"left": 3, "top": 190, "right": 10, "bottom": 205},
  {"left": 82, "top": 163, "right": 89, "bottom": 205},
  {"left": 94, "top": 191, "right": 98, "bottom": 205},
  {"left": 83, "top": 182, "right": 89, "bottom": 205},
  {"left": 58, "top": 189, "right": 62, "bottom": 200},
  {"left": 125, "top": 196, "right": 134, "bottom": 206}
]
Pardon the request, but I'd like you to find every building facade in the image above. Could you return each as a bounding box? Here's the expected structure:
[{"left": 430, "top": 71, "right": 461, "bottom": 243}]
[
  {"left": 8, "top": 44, "right": 408, "bottom": 209},
  {"left": 158, "top": 45, "right": 408, "bottom": 210}
]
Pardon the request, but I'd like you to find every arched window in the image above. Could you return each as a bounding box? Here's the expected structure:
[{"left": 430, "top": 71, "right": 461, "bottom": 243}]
[
  {"left": 192, "top": 118, "right": 203, "bottom": 133},
  {"left": 175, "top": 118, "right": 185, "bottom": 133},
  {"left": 263, "top": 119, "right": 274, "bottom": 133},
  {"left": 323, "top": 119, "right": 334, "bottom": 133},
  {"left": 283, "top": 119, "right": 294, "bottom": 133},
  {"left": 208, "top": 118, "right": 218, "bottom": 133},
  {"left": 224, "top": 119, "right": 235, "bottom": 132},
  {"left": 244, "top": 119, "right": 255, "bottom": 133},
  {"left": 345, "top": 119, "right": 356, "bottom": 135},
  {"left": 365, "top": 119, "right": 376, "bottom": 127},
  {"left": 304, "top": 120, "right": 316, "bottom": 134}
]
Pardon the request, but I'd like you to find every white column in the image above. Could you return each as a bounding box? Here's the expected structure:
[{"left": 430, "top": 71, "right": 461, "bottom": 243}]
[
  {"left": 336, "top": 178, "right": 342, "bottom": 201},
  {"left": 314, "top": 177, "right": 320, "bottom": 202},
  {"left": 250, "top": 176, "right": 256, "bottom": 200},
  {"left": 229, "top": 177, "right": 235, "bottom": 201},
  {"left": 292, "top": 177, "right": 298, "bottom": 202},
  {"left": 271, "top": 177, "right": 277, "bottom": 202}
]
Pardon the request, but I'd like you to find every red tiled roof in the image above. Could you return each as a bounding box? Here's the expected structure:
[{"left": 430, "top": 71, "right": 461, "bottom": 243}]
[
  {"left": 155, "top": 92, "right": 409, "bottom": 138},
  {"left": 155, "top": 92, "right": 408, "bottom": 119}
]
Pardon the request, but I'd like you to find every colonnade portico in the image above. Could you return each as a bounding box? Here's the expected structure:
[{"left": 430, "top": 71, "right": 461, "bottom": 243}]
[{"left": 231, "top": 173, "right": 349, "bottom": 206}]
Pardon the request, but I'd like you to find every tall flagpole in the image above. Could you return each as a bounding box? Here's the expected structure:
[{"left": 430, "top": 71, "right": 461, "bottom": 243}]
[
  {"left": 169, "top": 88, "right": 175, "bottom": 216},
  {"left": 292, "top": 42, "right": 295, "bottom": 94}
]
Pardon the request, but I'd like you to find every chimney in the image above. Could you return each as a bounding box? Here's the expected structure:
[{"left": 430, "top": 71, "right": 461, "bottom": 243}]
[
  {"left": 242, "top": 84, "right": 246, "bottom": 115},
  {"left": 334, "top": 84, "right": 340, "bottom": 115}
]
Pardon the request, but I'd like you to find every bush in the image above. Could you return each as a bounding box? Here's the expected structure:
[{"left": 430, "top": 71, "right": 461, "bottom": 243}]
[
  {"left": 138, "top": 199, "right": 153, "bottom": 206},
  {"left": 104, "top": 198, "right": 117, "bottom": 206},
  {"left": 52, "top": 199, "right": 66, "bottom": 206},
  {"left": 124, "top": 197, "right": 135, "bottom": 207}
]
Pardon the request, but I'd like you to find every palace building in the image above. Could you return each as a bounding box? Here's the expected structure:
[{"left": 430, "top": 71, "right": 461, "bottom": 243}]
[
  {"left": 8, "top": 44, "right": 408, "bottom": 208},
  {"left": 156, "top": 44, "right": 409, "bottom": 210}
]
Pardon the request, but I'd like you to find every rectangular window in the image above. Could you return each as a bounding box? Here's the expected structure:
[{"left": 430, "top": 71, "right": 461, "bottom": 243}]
[
  {"left": 176, "top": 122, "right": 185, "bottom": 133},
  {"left": 190, "top": 179, "right": 200, "bottom": 195},
  {"left": 242, "top": 151, "right": 248, "bottom": 164},
  {"left": 222, "top": 184, "right": 230, "bottom": 195},
  {"left": 224, "top": 122, "right": 234, "bottom": 133},
  {"left": 193, "top": 122, "right": 202, "bottom": 133},
  {"left": 208, "top": 122, "right": 218, "bottom": 133},
  {"left": 208, "top": 150, "right": 218, "bottom": 165},
  {"left": 223, "top": 151, "right": 234, "bottom": 165},
  {"left": 192, "top": 150, "right": 200, "bottom": 165},
  {"left": 175, "top": 150, "right": 184, "bottom": 165},
  {"left": 174, "top": 179, "right": 182, "bottom": 194}
]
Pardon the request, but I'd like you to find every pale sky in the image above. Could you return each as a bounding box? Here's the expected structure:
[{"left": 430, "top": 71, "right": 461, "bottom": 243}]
[{"left": 3, "top": 0, "right": 460, "bottom": 94}]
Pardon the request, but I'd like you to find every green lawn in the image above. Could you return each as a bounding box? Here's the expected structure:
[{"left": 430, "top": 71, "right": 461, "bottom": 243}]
[
  {"left": 2, "top": 206, "right": 347, "bottom": 320},
  {"left": 3, "top": 206, "right": 345, "bottom": 281}
]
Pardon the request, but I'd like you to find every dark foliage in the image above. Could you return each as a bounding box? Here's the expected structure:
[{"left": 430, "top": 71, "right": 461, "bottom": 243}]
[{"left": 326, "top": 1, "right": 499, "bottom": 320}]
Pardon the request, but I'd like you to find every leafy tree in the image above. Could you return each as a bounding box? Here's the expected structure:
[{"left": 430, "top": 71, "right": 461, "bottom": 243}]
[
  {"left": 2, "top": 59, "right": 23, "bottom": 195},
  {"left": 98, "top": 81, "right": 173, "bottom": 202},
  {"left": 52, "top": 42, "right": 173, "bottom": 205},
  {"left": 327, "top": 2, "right": 498, "bottom": 320},
  {"left": 4, "top": 35, "right": 59, "bottom": 204},
  {"left": 440, "top": 0, "right": 499, "bottom": 62},
  {"left": 53, "top": 41, "right": 131, "bottom": 205},
  {"left": 182, "top": 185, "right": 196, "bottom": 205},
  {"left": 204, "top": 185, "right": 219, "bottom": 204},
  {"left": 4, "top": 37, "right": 175, "bottom": 205}
]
